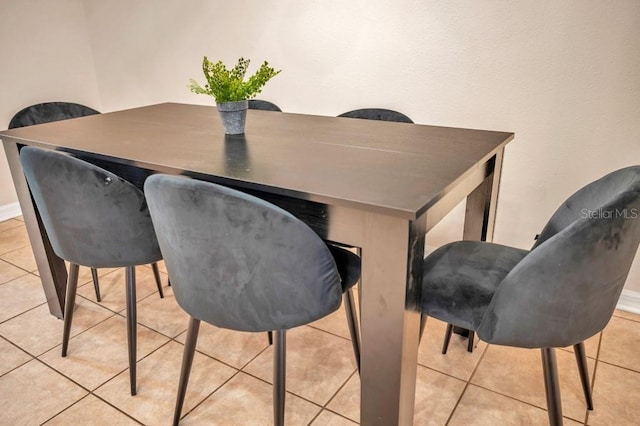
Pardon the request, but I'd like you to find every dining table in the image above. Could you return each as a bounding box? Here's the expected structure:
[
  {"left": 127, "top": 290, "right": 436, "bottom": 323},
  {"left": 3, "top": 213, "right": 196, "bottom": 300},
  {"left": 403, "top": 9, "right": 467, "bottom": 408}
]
[{"left": 1, "top": 102, "right": 514, "bottom": 425}]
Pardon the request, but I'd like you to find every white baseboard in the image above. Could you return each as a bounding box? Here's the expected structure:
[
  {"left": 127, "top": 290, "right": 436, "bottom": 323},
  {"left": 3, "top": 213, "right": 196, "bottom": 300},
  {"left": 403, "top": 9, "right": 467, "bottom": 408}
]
[
  {"left": 617, "top": 289, "right": 640, "bottom": 314},
  {"left": 0, "top": 202, "right": 21, "bottom": 222}
]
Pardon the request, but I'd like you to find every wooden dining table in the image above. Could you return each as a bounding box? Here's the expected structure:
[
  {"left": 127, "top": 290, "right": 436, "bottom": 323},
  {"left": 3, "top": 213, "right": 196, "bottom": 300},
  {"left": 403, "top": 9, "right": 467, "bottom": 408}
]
[{"left": 1, "top": 102, "right": 513, "bottom": 425}]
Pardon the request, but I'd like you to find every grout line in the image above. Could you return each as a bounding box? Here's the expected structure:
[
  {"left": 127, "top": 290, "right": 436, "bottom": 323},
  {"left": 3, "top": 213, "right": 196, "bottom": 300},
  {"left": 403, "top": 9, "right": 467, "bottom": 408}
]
[
  {"left": 312, "top": 408, "right": 359, "bottom": 425},
  {"left": 40, "top": 294, "right": 119, "bottom": 350},
  {"left": 0, "top": 300, "right": 49, "bottom": 327},
  {"left": 85, "top": 393, "right": 146, "bottom": 425},
  {"left": 612, "top": 312, "right": 640, "bottom": 324},
  {"left": 440, "top": 342, "right": 598, "bottom": 425},
  {"left": 306, "top": 323, "right": 354, "bottom": 342},
  {"left": 0, "top": 244, "right": 31, "bottom": 260},
  {"left": 0, "top": 219, "right": 25, "bottom": 233},
  {"left": 0, "top": 335, "right": 35, "bottom": 378},
  {"left": 177, "top": 369, "right": 243, "bottom": 422},
  {"left": 37, "top": 350, "right": 129, "bottom": 394},
  {"left": 39, "top": 392, "right": 144, "bottom": 426},
  {"left": 238, "top": 364, "right": 332, "bottom": 411},
  {"left": 42, "top": 338, "right": 171, "bottom": 425},
  {"left": 323, "top": 369, "right": 357, "bottom": 409},
  {"left": 444, "top": 342, "right": 489, "bottom": 425},
  {"left": 462, "top": 380, "right": 587, "bottom": 423},
  {"left": 0, "top": 257, "right": 33, "bottom": 279},
  {"left": 594, "top": 358, "right": 640, "bottom": 375},
  {"left": 311, "top": 369, "right": 359, "bottom": 424},
  {"left": 612, "top": 311, "right": 640, "bottom": 323},
  {"left": 420, "top": 364, "right": 468, "bottom": 384},
  {"left": 172, "top": 328, "right": 267, "bottom": 373}
]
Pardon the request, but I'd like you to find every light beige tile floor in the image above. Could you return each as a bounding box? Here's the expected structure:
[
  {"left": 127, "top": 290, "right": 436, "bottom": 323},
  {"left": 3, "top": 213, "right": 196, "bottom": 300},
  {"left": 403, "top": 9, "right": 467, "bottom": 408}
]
[{"left": 1, "top": 218, "right": 639, "bottom": 425}]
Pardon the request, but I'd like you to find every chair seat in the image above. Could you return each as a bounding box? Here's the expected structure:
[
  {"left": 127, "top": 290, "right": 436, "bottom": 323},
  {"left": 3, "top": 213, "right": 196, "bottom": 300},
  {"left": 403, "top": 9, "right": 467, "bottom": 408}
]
[
  {"left": 420, "top": 241, "right": 528, "bottom": 330},
  {"left": 327, "top": 244, "right": 361, "bottom": 291}
]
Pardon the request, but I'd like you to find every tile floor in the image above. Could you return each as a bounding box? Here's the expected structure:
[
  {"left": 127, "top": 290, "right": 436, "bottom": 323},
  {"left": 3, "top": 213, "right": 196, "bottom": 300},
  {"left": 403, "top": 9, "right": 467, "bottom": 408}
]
[{"left": 0, "top": 216, "right": 639, "bottom": 425}]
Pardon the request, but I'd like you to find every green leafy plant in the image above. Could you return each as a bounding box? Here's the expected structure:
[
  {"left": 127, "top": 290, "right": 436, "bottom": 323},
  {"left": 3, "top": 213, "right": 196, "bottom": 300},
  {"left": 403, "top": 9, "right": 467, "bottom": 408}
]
[{"left": 188, "top": 57, "right": 281, "bottom": 103}]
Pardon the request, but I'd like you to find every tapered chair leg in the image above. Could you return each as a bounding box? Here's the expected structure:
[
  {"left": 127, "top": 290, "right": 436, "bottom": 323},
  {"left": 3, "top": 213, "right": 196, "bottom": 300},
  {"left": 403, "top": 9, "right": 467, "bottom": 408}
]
[
  {"left": 267, "top": 331, "right": 273, "bottom": 345},
  {"left": 151, "top": 262, "right": 164, "bottom": 298},
  {"left": 467, "top": 330, "right": 475, "bottom": 352},
  {"left": 573, "top": 342, "right": 593, "bottom": 410},
  {"left": 441, "top": 324, "right": 474, "bottom": 353},
  {"left": 343, "top": 289, "right": 361, "bottom": 372},
  {"left": 125, "top": 266, "right": 137, "bottom": 396},
  {"left": 274, "top": 329, "right": 286, "bottom": 426},
  {"left": 173, "top": 317, "right": 201, "bottom": 426},
  {"left": 419, "top": 314, "right": 428, "bottom": 343},
  {"left": 541, "top": 348, "right": 563, "bottom": 426},
  {"left": 442, "top": 323, "right": 454, "bottom": 354},
  {"left": 90, "top": 267, "right": 101, "bottom": 302},
  {"left": 61, "top": 263, "right": 80, "bottom": 357}
]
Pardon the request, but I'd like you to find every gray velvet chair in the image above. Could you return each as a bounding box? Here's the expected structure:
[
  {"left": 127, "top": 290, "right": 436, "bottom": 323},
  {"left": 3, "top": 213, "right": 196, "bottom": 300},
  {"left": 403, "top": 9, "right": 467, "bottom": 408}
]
[
  {"left": 8, "top": 101, "right": 100, "bottom": 129},
  {"left": 338, "top": 108, "right": 413, "bottom": 123},
  {"left": 418, "top": 166, "right": 640, "bottom": 425},
  {"left": 20, "top": 146, "right": 163, "bottom": 396},
  {"left": 8, "top": 101, "right": 165, "bottom": 301},
  {"left": 144, "top": 175, "right": 361, "bottom": 426},
  {"left": 248, "top": 99, "right": 282, "bottom": 112}
]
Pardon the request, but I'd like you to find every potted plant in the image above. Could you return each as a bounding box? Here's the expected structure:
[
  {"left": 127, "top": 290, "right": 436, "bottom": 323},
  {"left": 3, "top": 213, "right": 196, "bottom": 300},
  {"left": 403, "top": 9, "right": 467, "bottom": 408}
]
[{"left": 188, "top": 57, "right": 281, "bottom": 135}]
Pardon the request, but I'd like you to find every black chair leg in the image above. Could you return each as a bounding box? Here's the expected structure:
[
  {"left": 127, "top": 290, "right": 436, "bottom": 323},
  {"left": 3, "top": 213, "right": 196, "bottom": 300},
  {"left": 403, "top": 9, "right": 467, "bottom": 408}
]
[
  {"left": 125, "top": 266, "right": 137, "bottom": 396},
  {"left": 274, "top": 329, "right": 286, "bottom": 426},
  {"left": 573, "top": 342, "right": 593, "bottom": 410},
  {"left": 442, "top": 324, "right": 474, "bottom": 353},
  {"left": 419, "top": 314, "right": 427, "bottom": 343},
  {"left": 151, "top": 262, "right": 164, "bottom": 298},
  {"left": 90, "top": 267, "right": 101, "bottom": 302},
  {"left": 442, "top": 323, "right": 454, "bottom": 354},
  {"left": 344, "top": 289, "right": 361, "bottom": 373},
  {"left": 541, "top": 348, "right": 563, "bottom": 426},
  {"left": 267, "top": 331, "right": 273, "bottom": 345},
  {"left": 173, "top": 316, "right": 201, "bottom": 426},
  {"left": 61, "top": 263, "right": 80, "bottom": 357},
  {"left": 467, "top": 330, "right": 475, "bottom": 352}
]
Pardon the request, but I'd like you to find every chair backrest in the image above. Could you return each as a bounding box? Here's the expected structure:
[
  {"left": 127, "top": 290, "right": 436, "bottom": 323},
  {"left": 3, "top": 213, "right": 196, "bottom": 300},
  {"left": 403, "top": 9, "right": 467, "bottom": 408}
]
[
  {"left": 20, "top": 146, "right": 161, "bottom": 268},
  {"left": 144, "top": 175, "right": 343, "bottom": 332},
  {"left": 248, "top": 99, "right": 282, "bottom": 112},
  {"left": 11, "top": 102, "right": 153, "bottom": 194},
  {"left": 534, "top": 167, "right": 640, "bottom": 247},
  {"left": 9, "top": 102, "right": 99, "bottom": 129},
  {"left": 338, "top": 108, "right": 413, "bottom": 123},
  {"left": 478, "top": 166, "right": 640, "bottom": 348}
]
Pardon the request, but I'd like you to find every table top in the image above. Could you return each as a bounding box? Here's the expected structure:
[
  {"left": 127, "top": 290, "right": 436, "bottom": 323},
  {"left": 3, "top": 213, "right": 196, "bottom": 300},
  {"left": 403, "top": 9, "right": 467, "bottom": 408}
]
[{"left": 1, "top": 102, "right": 513, "bottom": 220}]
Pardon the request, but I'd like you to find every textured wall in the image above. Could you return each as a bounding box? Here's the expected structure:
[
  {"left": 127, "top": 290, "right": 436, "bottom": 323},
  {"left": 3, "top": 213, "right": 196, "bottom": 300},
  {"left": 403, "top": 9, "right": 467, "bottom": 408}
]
[
  {"left": 0, "top": 0, "right": 101, "bottom": 206},
  {"left": 1, "top": 1, "right": 639, "bottom": 291},
  {"left": 82, "top": 0, "right": 640, "bottom": 291}
]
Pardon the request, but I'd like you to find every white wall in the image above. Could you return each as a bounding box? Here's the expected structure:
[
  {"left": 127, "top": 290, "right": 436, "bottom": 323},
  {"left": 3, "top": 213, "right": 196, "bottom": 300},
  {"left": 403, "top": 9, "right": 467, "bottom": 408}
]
[
  {"left": 82, "top": 0, "right": 640, "bottom": 291},
  {"left": 2, "top": 1, "right": 639, "bottom": 292},
  {"left": 0, "top": 0, "right": 101, "bottom": 207}
]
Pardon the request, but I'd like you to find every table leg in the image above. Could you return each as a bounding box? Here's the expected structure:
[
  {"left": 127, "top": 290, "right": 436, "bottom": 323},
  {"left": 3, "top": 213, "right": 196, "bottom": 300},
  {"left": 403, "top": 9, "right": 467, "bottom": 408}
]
[
  {"left": 359, "top": 212, "right": 424, "bottom": 425},
  {"left": 2, "top": 141, "right": 66, "bottom": 318},
  {"left": 453, "top": 148, "right": 505, "bottom": 339},
  {"left": 463, "top": 148, "right": 504, "bottom": 242}
]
